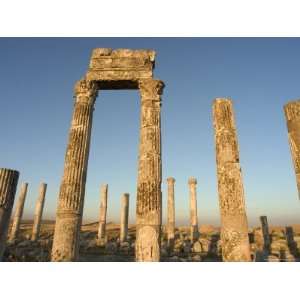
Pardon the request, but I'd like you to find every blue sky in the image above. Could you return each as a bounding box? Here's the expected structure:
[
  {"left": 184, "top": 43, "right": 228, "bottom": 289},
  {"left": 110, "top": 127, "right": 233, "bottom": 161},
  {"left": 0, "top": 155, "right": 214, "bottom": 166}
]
[{"left": 1, "top": 38, "right": 300, "bottom": 227}]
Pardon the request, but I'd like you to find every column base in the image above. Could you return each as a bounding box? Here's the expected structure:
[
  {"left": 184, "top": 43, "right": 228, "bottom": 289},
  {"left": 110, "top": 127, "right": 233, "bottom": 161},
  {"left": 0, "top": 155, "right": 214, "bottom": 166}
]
[
  {"left": 51, "top": 213, "right": 81, "bottom": 262},
  {"left": 135, "top": 224, "right": 161, "bottom": 262}
]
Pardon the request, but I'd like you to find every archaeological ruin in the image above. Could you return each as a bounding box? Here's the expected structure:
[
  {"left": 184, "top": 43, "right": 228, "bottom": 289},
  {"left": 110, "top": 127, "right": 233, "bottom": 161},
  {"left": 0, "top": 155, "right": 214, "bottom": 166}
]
[
  {"left": 49, "top": 48, "right": 163, "bottom": 262},
  {"left": 188, "top": 177, "right": 199, "bottom": 242},
  {"left": 284, "top": 100, "right": 300, "bottom": 200},
  {"left": 0, "top": 168, "right": 19, "bottom": 261},
  {"left": 97, "top": 184, "right": 108, "bottom": 245},
  {"left": 31, "top": 183, "right": 47, "bottom": 242},
  {"left": 167, "top": 177, "right": 175, "bottom": 248},
  {"left": 1, "top": 48, "right": 300, "bottom": 263},
  {"left": 212, "top": 98, "right": 251, "bottom": 262},
  {"left": 9, "top": 182, "right": 28, "bottom": 241}
]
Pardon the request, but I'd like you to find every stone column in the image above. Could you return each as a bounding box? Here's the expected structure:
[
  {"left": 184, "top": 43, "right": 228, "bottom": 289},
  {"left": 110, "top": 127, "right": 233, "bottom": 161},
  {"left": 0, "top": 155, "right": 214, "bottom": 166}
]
[
  {"left": 188, "top": 177, "right": 199, "bottom": 241},
  {"left": 120, "top": 193, "right": 129, "bottom": 243},
  {"left": 135, "top": 78, "right": 164, "bottom": 262},
  {"left": 0, "top": 168, "right": 19, "bottom": 261},
  {"left": 285, "top": 226, "right": 296, "bottom": 254},
  {"left": 167, "top": 177, "right": 175, "bottom": 246},
  {"left": 212, "top": 98, "right": 251, "bottom": 262},
  {"left": 51, "top": 79, "right": 98, "bottom": 262},
  {"left": 9, "top": 182, "right": 28, "bottom": 241},
  {"left": 259, "top": 216, "right": 270, "bottom": 252},
  {"left": 31, "top": 183, "right": 47, "bottom": 241},
  {"left": 97, "top": 184, "right": 108, "bottom": 243},
  {"left": 284, "top": 100, "right": 300, "bottom": 199}
]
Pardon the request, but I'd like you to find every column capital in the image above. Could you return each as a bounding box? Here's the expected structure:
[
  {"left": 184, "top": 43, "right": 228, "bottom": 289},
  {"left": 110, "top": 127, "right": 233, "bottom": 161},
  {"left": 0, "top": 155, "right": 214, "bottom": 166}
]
[
  {"left": 188, "top": 177, "right": 197, "bottom": 185},
  {"left": 167, "top": 177, "right": 175, "bottom": 184},
  {"left": 138, "top": 78, "right": 164, "bottom": 100},
  {"left": 74, "top": 79, "right": 98, "bottom": 104}
]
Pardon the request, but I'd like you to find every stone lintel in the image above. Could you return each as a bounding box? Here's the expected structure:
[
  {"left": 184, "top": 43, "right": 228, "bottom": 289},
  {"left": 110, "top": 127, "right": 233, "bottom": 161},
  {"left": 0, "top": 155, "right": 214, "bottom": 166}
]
[{"left": 86, "top": 48, "right": 155, "bottom": 83}]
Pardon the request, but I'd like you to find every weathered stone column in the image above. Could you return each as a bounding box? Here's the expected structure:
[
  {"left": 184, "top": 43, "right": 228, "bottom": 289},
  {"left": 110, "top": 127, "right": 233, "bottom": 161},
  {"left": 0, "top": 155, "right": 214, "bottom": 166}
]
[
  {"left": 31, "top": 183, "right": 47, "bottom": 241},
  {"left": 0, "top": 168, "right": 19, "bottom": 261},
  {"left": 212, "top": 98, "right": 251, "bottom": 262},
  {"left": 135, "top": 78, "right": 164, "bottom": 262},
  {"left": 188, "top": 177, "right": 199, "bottom": 241},
  {"left": 259, "top": 216, "right": 270, "bottom": 252},
  {"left": 9, "top": 182, "right": 28, "bottom": 241},
  {"left": 97, "top": 184, "right": 108, "bottom": 243},
  {"left": 284, "top": 100, "right": 300, "bottom": 199},
  {"left": 51, "top": 79, "right": 98, "bottom": 261},
  {"left": 167, "top": 177, "right": 175, "bottom": 246},
  {"left": 120, "top": 193, "right": 129, "bottom": 243}
]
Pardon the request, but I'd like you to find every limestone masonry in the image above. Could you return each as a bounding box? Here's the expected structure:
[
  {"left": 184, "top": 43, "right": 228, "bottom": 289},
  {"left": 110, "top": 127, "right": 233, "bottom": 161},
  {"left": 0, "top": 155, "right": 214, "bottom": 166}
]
[
  {"left": 212, "top": 98, "right": 251, "bottom": 262},
  {"left": 284, "top": 100, "right": 300, "bottom": 200},
  {"left": 2, "top": 48, "right": 300, "bottom": 263},
  {"left": 0, "top": 168, "right": 19, "bottom": 261}
]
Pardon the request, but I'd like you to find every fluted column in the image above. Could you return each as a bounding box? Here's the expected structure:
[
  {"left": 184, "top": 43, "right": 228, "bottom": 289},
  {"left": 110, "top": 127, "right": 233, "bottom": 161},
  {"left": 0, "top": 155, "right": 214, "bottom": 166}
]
[
  {"left": 0, "top": 168, "right": 19, "bottom": 261},
  {"left": 120, "top": 193, "right": 129, "bottom": 243},
  {"left": 135, "top": 78, "right": 164, "bottom": 262},
  {"left": 284, "top": 100, "right": 300, "bottom": 199},
  {"left": 212, "top": 98, "right": 251, "bottom": 262},
  {"left": 9, "top": 182, "right": 28, "bottom": 241},
  {"left": 97, "top": 184, "right": 108, "bottom": 243},
  {"left": 51, "top": 79, "right": 98, "bottom": 261},
  {"left": 167, "top": 177, "right": 175, "bottom": 246},
  {"left": 31, "top": 183, "right": 47, "bottom": 241},
  {"left": 188, "top": 177, "right": 199, "bottom": 241}
]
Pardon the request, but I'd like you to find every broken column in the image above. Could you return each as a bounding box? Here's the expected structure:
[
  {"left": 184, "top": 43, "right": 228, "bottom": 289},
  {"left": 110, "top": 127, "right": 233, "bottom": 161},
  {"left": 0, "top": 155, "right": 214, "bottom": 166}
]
[
  {"left": 51, "top": 79, "right": 98, "bottom": 261},
  {"left": 120, "top": 193, "right": 129, "bottom": 243},
  {"left": 167, "top": 177, "right": 175, "bottom": 246},
  {"left": 31, "top": 183, "right": 47, "bottom": 241},
  {"left": 97, "top": 184, "right": 108, "bottom": 243},
  {"left": 0, "top": 168, "right": 19, "bottom": 260},
  {"left": 135, "top": 78, "right": 164, "bottom": 262},
  {"left": 188, "top": 177, "right": 199, "bottom": 241},
  {"left": 284, "top": 100, "right": 300, "bottom": 199},
  {"left": 212, "top": 98, "right": 251, "bottom": 262},
  {"left": 259, "top": 216, "right": 271, "bottom": 252},
  {"left": 9, "top": 182, "right": 28, "bottom": 241}
]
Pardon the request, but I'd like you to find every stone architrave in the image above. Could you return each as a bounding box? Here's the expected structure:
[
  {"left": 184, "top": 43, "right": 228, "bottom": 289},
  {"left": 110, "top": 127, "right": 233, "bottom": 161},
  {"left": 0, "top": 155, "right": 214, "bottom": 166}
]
[
  {"left": 9, "top": 182, "right": 28, "bottom": 241},
  {"left": 31, "top": 183, "right": 47, "bottom": 241},
  {"left": 284, "top": 100, "right": 300, "bottom": 199},
  {"left": 97, "top": 184, "right": 108, "bottom": 243},
  {"left": 120, "top": 193, "right": 129, "bottom": 243},
  {"left": 259, "top": 216, "right": 271, "bottom": 251},
  {"left": 0, "top": 168, "right": 19, "bottom": 260},
  {"left": 51, "top": 79, "right": 98, "bottom": 261},
  {"left": 135, "top": 78, "right": 164, "bottom": 262},
  {"left": 86, "top": 48, "right": 155, "bottom": 84},
  {"left": 188, "top": 177, "right": 199, "bottom": 241},
  {"left": 167, "top": 177, "right": 175, "bottom": 246},
  {"left": 212, "top": 98, "right": 251, "bottom": 262}
]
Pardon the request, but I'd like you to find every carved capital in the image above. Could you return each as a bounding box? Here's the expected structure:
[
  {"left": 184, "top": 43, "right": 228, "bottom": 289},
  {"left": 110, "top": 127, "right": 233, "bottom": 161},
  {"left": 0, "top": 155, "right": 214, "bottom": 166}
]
[
  {"left": 188, "top": 177, "right": 197, "bottom": 185},
  {"left": 167, "top": 177, "right": 175, "bottom": 184},
  {"left": 74, "top": 79, "right": 98, "bottom": 104},
  {"left": 138, "top": 79, "right": 164, "bottom": 100}
]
